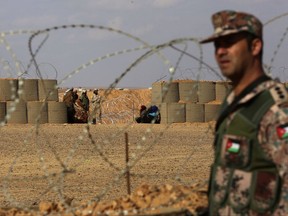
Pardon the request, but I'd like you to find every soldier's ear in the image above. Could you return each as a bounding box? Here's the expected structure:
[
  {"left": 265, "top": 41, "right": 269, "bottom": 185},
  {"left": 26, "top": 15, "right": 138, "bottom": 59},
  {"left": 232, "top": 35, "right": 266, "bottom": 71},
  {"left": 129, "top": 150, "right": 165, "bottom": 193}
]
[{"left": 251, "top": 38, "right": 262, "bottom": 56}]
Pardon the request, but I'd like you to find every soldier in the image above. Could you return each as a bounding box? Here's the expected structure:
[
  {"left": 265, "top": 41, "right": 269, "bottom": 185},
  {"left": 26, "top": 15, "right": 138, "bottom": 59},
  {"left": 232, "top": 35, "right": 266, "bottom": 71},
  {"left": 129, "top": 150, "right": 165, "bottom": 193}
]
[
  {"left": 90, "top": 88, "right": 102, "bottom": 124},
  {"left": 200, "top": 10, "right": 288, "bottom": 215},
  {"left": 79, "top": 89, "right": 89, "bottom": 112}
]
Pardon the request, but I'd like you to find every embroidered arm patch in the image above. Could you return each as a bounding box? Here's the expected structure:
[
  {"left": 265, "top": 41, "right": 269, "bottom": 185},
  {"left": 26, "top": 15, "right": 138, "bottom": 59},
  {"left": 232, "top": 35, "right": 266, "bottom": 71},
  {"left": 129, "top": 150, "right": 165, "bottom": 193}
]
[{"left": 276, "top": 124, "right": 288, "bottom": 139}]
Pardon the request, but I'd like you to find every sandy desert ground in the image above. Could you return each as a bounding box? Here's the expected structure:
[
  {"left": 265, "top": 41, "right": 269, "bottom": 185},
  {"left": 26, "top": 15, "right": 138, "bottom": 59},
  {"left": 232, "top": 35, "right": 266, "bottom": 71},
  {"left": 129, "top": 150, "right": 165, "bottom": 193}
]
[{"left": 0, "top": 89, "right": 216, "bottom": 215}]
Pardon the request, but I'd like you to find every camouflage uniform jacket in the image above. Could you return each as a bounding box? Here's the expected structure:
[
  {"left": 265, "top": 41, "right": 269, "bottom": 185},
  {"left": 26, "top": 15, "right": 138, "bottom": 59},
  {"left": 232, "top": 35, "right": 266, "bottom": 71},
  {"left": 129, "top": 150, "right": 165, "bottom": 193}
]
[
  {"left": 91, "top": 94, "right": 101, "bottom": 113},
  {"left": 210, "top": 79, "right": 288, "bottom": 216},
  {"left": 79, "top": 94, "right": 89, "bottom": 111}
]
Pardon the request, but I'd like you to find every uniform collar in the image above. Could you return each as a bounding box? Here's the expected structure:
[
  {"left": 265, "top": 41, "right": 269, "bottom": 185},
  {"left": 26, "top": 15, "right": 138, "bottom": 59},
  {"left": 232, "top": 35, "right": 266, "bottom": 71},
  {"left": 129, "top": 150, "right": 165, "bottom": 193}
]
[{"left": 226, "top": 75, "right": 272, "bottom": 105}]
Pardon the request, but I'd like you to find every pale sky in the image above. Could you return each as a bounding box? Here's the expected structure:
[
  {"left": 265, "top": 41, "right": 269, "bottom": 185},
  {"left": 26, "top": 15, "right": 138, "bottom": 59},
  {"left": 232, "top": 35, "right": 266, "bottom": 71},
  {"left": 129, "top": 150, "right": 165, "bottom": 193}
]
[{"left": 0, "top": 0, "right": 288, "bottom": 88}]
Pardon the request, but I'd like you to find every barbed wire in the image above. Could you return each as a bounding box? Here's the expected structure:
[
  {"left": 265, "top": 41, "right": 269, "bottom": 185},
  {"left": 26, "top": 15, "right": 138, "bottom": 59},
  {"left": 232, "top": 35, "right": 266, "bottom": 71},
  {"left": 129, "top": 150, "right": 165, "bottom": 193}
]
[{"left": 0, "top": 11, "right": 287, "bottom": 215}]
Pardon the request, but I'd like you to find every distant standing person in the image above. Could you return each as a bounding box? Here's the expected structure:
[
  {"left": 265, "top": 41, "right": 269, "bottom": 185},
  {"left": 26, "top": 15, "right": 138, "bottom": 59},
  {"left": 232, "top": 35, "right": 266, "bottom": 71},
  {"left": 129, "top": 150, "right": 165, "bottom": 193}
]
[
  {"left": 79, "top": 89, "right": 89, "bottom": 112},
  {"left": 90, "top": 88, "right": 102, "bottom": 124},
  {"left": 63, "top": 88, "right": 77, "bottom": 123},
  {"left": 72, "top": 88, "right": 78, "bottom": 102}
]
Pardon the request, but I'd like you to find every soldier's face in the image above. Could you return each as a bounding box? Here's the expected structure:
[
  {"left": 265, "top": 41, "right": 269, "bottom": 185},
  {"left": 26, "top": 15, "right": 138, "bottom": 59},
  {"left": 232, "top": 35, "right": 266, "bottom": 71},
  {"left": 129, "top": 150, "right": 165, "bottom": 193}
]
[{"left": 214, "top": 33, "right": 253, "bottom": 81}]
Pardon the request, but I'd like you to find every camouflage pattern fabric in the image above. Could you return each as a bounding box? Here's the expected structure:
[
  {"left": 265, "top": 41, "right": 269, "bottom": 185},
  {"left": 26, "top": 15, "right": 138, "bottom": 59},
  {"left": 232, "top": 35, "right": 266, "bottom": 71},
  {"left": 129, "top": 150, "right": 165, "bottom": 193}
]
[
  {"left": 258, "top": 99, "right": 288, "bottom": 215},
  {"left": 80, "top": 93, "right": 89, "bottom": 111},
  {"left": 212, "top": 80, "right": 288, "bottom": 215},
  {"left": 90, "top": 94, "right": 102, "bottom": 123},
  {"left": 200, "top": 10, "right": 262, "bottom": 43}
]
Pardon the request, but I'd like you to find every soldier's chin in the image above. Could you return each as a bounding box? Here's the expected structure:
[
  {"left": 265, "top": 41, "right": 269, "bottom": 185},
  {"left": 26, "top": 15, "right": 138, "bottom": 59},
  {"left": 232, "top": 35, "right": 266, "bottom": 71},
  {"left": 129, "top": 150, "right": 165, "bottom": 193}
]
[
  {"left": 220, "top": 68, "right": 234, "bottom": 78},
  {"left": 220, "top": 70, "right": 232, "bottom": 78}
]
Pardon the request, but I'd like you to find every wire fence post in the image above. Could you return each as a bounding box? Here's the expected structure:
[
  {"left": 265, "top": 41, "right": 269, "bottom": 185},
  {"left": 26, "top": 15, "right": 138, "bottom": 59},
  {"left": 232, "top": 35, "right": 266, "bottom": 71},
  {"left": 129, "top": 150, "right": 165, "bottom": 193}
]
[
  {"left": 132, "top": 101, "right": 134, "bottom": 123},
  {"left": 125, "top": 132, "right": 131, "bottom": 195}
]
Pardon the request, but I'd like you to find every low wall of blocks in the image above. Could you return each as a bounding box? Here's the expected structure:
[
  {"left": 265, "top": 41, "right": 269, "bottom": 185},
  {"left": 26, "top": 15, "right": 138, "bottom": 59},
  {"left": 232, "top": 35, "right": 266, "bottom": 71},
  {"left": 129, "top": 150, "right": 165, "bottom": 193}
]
[
  {"left": 0, "top": 78, "right": 67, "bottom": 124},
  {"left": 151, "top": 80, "right": 230, "bottom": 124}
]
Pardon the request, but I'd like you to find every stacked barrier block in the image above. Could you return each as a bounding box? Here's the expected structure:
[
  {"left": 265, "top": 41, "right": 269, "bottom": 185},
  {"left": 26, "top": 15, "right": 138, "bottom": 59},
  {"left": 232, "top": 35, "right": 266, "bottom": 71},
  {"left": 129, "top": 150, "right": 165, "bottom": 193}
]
[
  {"left": 151, "top": 80, "right": 230, "bottom": 123},
  {"left": 0, "top": 78, "right": 67, "bottom": 124}
]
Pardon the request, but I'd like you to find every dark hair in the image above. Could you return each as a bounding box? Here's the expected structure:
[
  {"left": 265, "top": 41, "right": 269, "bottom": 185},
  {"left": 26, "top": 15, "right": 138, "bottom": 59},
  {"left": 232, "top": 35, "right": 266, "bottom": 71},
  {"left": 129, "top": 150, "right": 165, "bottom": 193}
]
[
  {"left": 140, "top": 105, "right": 147, "bottom": 112},
  {"left": 244, "top": 32, "right": 263, "bottom": 61}
]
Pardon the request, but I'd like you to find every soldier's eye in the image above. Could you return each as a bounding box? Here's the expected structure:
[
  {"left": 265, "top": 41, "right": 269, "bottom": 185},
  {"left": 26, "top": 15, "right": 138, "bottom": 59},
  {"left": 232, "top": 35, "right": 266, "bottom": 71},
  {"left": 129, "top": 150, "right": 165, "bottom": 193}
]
[{"left": 214, "top": 36, "right": 240, "bottom": 49}]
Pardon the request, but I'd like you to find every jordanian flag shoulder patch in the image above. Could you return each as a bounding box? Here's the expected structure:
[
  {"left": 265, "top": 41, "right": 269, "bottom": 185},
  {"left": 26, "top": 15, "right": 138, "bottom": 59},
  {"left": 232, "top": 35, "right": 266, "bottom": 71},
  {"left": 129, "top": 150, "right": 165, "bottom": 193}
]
[
  {"left": 226, "top": 139, "right": 240, "bottom": 153},
  {"left": 276, "top": 124, "right": 288, "bottom": 139}
]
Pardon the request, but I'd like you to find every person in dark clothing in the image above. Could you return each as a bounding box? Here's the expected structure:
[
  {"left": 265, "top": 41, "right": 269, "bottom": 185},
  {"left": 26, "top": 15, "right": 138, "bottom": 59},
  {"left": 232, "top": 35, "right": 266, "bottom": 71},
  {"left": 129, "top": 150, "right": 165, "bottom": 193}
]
[
  {"left": 63, "top": 88, "right": 77, "bottom": 123},
  {"left": 72, "top": 89, "right": 78, "bottom": 102},
  {"left": 136, "top": 105, "right": 147, "bottom": 123},
  {"left": 145, "top": 105, "right": 161, "bottom": 124},
  {"left": 79, "top": 89, "right": 89, "bottom": 112},
  {"left": 136, "top": 105, "right": 161, "bottom": 124}
]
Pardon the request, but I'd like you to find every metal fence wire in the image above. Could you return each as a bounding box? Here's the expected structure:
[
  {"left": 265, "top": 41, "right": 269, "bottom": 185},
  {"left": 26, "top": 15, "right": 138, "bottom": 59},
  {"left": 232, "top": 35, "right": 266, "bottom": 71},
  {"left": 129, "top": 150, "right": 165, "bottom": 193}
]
[{"left": 0, "top": 12, "right": 287, "bottom": 215}]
